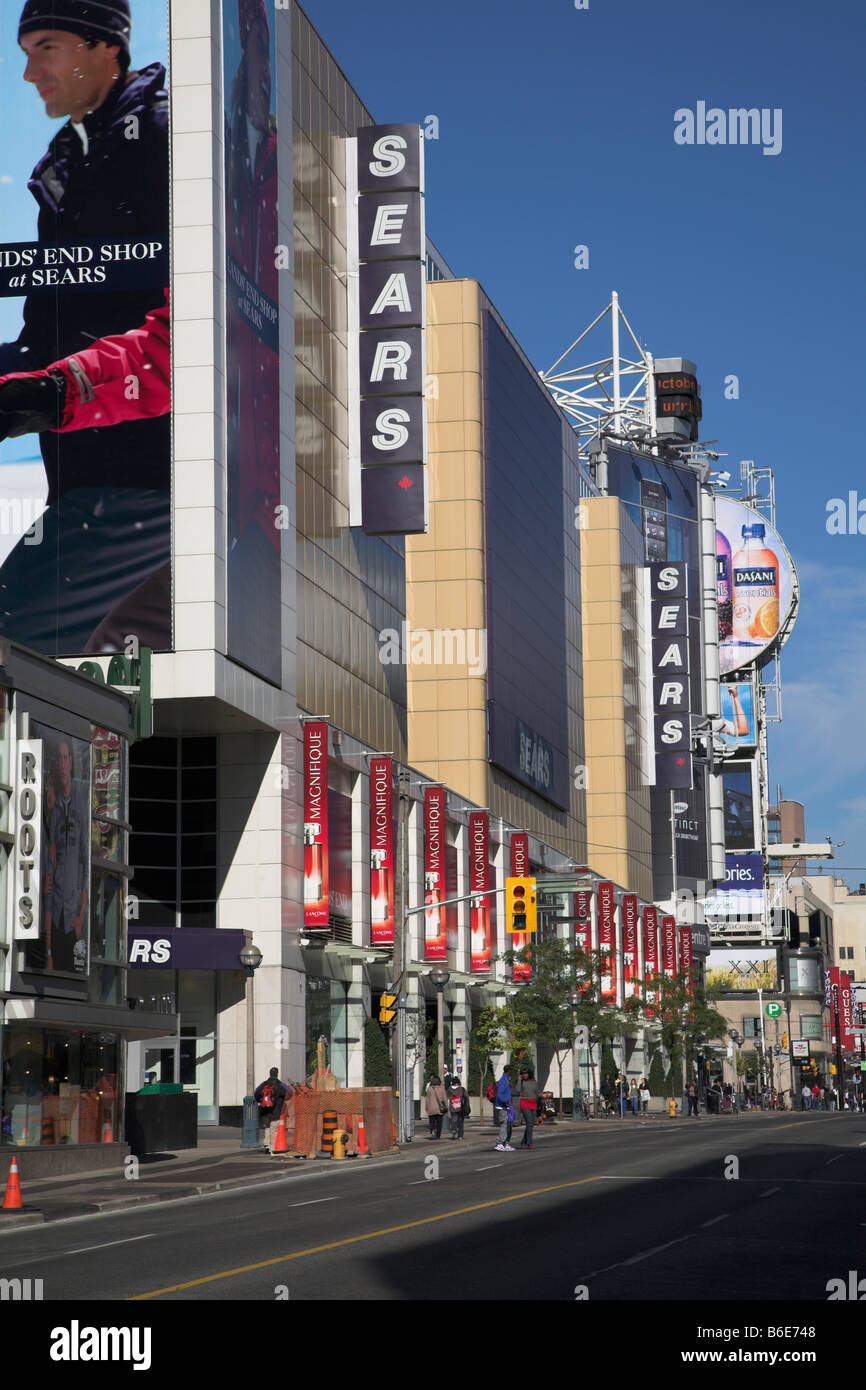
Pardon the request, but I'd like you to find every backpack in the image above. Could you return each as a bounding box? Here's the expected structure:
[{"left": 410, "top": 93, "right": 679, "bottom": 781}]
[
  {"left": 486, "top": 1082, "right": 496, "bottom": 1103},
  {"left": 450, "top": 1092, "right": 463, "bottom": 1112},
  {"left": 258, "top": 1082, "right": 276, "bottom": 1111}
]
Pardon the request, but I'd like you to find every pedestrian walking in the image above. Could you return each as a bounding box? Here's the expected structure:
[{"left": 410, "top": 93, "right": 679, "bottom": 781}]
[
  {"left": 425, "top": 1074, "right": 447, "bottom": 1139},
  {"left": 601, "top": 1073, "right": 616, "bottom": 1116},
  {"left": 615, "top": 1071, "right": 628, "bottom": 1117},
  {"left": 629, "top": 1078, "right": 640, "bottom": 1116},
  {"left": 494, "top": 1065, "right": 514, "bottom": 1151},
  {"left": 811, "top": 1082, "right": 822, "bottom": 1110},
  {"left": 254, "top": 1067, "right": 289, "bottom": 1151},
  {"left": 801, "top": 1083, "right": 812, "bottom": 1111},
  {"left": 446, "top": 1076, "right": 469, "bottom": 1139},
  {"left": 517, "top": 1067, "right": 539, "bottom": 1148}
]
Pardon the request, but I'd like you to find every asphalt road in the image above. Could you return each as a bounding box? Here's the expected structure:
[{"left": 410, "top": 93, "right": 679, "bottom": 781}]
[{"left": 1, "top": 1113, "right": 863, "bottom": 1302}]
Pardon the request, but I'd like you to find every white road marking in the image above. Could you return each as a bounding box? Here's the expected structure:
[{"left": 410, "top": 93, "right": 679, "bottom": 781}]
[
  {"left": 825, "top": 1155, "right": 843, "bottom": 1165},
  {"left": 701, "top": 1214, "right": 728, "bottom": 1228},
  {"left": 69, "top": 1234, "right": 156, "bottom": 1255},
  {"left": 289, "top": 1197, "right": 338, "bottom": 1208},
  {"left": 760, "top": 1187, "right": 781, "bottom": 1197},
  {"left": 476, "top": 1163, "right": 504, "bottom": 1171},
  {"left": 621, "top": 1234, "right": 695, "bottom": 1267}
]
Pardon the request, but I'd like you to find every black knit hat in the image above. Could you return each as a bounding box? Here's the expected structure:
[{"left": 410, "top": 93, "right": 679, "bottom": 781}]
[{"left": 19, "top": 0, "right": 131, "bottom": 57}]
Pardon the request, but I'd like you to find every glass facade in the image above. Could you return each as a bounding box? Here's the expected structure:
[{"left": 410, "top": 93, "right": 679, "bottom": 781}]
[
  {"left": 128, "top": 737, "right": 217, "bottom": 931},
  {"left": 2, "top": 1026, "right": 122, "bottom": 1146},
  {"left": 292, "top": 6, "right": 407, "bottom": 755}
]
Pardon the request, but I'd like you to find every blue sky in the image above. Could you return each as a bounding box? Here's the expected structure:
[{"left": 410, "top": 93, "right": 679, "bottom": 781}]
[{"left": 301, "top": 0, "right": 866, "bottom": 888}]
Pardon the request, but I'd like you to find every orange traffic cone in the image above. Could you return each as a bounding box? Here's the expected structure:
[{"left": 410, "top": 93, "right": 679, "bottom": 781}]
[
  {"left": 272, "top": 1114, "right": 288, "bottom": 1154},
  {"left": 102, "top": 1120, "right": 113, "bottom": 1143},
  {"left": 2, "top": 1157, "right": 23, "bottom": 1211},
  {"left": 391, "top": 1116, "right": 397, "bottom": 1146},
  {"left": 356, "top": 1116, "right": 370, "bottom": 1156}
]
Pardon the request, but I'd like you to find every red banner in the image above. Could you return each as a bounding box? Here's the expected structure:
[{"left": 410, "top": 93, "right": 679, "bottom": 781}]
[
  {"left": 622, "top": 895, "right": 638, "bottom": 996},
  {"left": 469, "top": 811, "right": 491, "bottom": 973},
  {"left": 303, "top": 722, "right": 329, "bottom": 926},
  {"left": 369, "top": 756, "right": 393, "bottom": 945},
  {"left": 643, "top": 906, "right": 658, "bottom": 1017},
  {"left": 598, "top": 882, "right": 616, "bottom": 1003},
  {"left": 574, "top": 889, "right": 592, "bottom": 956},
  {"left": 839, "top": 971, "right": 855, "bottom": 1051},
  {"left": 662, "top": 916, "right": 677, "bottom": 977},
  {"left": 510, "top": 832, "right": 530, "bottom": 981},
  {"left": 424, "top": 787, "right": 446, "bottom": 959},
  {"left": 679, "top": 925, "right": 693, "bottom": 989}
]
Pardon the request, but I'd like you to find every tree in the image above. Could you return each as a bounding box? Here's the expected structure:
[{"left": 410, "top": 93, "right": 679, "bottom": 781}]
[
  {"left": 473, "top": 1005, "right": 505, "bottom": 1119},
  {"left": 627, "top": 970, "right": 727, "bottom": 1099},
  {"left": 648, "top": 1048, "right": 666, "bottom": 1097},
  {"left": 363, "top": 1018, "right": 392, "bottom": 1087}
]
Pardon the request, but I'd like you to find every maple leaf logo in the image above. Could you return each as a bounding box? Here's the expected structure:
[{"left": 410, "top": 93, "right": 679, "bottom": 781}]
[{"left": 398, "top": 475, "right": 413, "bottom": 488}]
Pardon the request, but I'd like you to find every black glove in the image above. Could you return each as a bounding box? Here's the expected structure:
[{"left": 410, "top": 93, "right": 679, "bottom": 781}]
[{"left": 0, "top": 369, "right": 66, "bottom": 441}]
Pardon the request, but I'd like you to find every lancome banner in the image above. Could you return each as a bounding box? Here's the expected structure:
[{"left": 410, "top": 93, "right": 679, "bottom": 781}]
[
  {"left": 598, "top": 881, "right": 616, "bottom": 1003},
  {"left": 424, "top": 786, "right": 446, "bottom": 960},
  {"left": 622, "top": 895, "right": 638, "bottom": 996},
  {"left": 469, "top": 811, "right": 491, "bottom": 973},
  {"left": 369, "top": 756, "right": 394, "bottom": 945},
  {"left": 303, "top": 722, "right": 329, "bottom": 927},
  {"left": 643, "top": 905, "right": 659, "bottom": 1017},
  {"left": 510, "top": 831, "right": 531, "bottom": 981}
]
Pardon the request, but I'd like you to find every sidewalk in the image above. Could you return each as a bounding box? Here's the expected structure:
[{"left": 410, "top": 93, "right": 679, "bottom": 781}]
[{"left": 0, "top": 1108, "right": 781, "bottom": 1231}]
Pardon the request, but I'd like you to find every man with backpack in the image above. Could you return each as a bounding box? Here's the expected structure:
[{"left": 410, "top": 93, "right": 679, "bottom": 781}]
[
  {"left": 254, "top": 1067, "right": 289, "bottom": 1152},
  {"left": 493, "top": 1064, "right": 514, "bottom": 1151}
]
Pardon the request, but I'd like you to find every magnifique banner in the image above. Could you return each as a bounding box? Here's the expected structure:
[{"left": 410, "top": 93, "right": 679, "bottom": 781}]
[
  {"left": 510, "top": 831, "right": 530, "bottom": 981},
  {"left": 369, "top": 756, "right": 393, "bottom": 945},
  {"left": 469, "top": 811, "right": 490, "bottom": 973},
  {"left": 303, "top": 722, "right": 329, "bottom": 927},
  {"left": 424, "top": 786, "right": 446, "bottom": 960}
]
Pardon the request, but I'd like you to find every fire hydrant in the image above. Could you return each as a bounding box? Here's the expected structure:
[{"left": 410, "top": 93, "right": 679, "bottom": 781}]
[
  {"left": 332, "top": 1130, "right": 349, "bottom": 1161},
  {"left": 668, "top": 1098, "right": 677, "bottom": 1118}
]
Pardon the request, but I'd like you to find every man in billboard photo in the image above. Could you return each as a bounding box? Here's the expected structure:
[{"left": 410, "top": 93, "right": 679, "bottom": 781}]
[
  {"left": 0, "top": 0, "right": 170, "bottom": 656},
  {"left": 44, "top": 737, "right": 89, "bottom": 973},
  {"left": 224, "top": 0, "right": 280, "bottom": 678}
]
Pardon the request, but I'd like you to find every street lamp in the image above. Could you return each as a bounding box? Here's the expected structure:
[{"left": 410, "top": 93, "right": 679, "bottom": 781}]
[
  {"left": 240, "top": 944, "right": 263, "bottom": 1149},
  {"left": 430, "top": 967, "right": 450, "bottom": 1080},
  {"left": 569, "top": 990, "right": 587, "bottom": 1121}
]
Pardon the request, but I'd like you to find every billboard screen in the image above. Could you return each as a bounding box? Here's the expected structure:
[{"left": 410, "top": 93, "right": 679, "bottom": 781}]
[
  {"left": 0, "top": 3, "right": 171, "bottom": 656},
  {"left": 718, "top": 680, "right": 757, "bottom": 752},
  {"left": 723, "top": 760, "right": 758, "bottom": 851},
  {"left": 706, "top": 948, "right": 778, "bottom": 991},
  {"left": 223, "top": 0, "right": 281, "bottom": 681},
  {"left": 23, "top": 724, "right": 92, "bottom": 975},
  {"left": 716, "top": 498, "right": 796, "bottom": 675},
  {"left": 703, "top": 852, "right": 764, "bottom": 917}
]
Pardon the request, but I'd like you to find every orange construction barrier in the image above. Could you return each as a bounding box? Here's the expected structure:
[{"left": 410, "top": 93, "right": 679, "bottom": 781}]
[
  {"left": 272, "top": 1114, "right": 288, "bottom": 1153},
  {"left": 2, "top": 1158, "right": 23, "bottom": 1211},
  {"left": 356, "top": 1116, "right": 370, "bottom": 1156}
]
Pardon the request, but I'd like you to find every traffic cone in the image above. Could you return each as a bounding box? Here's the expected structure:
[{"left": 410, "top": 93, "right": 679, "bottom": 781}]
[
  {"left": 272, "top": 1114, "right": 288, "bottom": 1154},
  {"left": 102, "top": 1120, "right": 113, "bottom": 1143},
  {"left": 2, "top": 1158, "right": 23, "bottom": 1211},
  {"left": 356, "top": 1116, "right": 370, "bottom": 1156},
  {"left": 391, "top": 1116, "right": 397, "bottom": 1146}
]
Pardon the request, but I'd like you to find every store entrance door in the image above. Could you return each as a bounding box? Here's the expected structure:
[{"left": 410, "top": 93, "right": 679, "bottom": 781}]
[{"left": 144, "top": 1038, "right": 179, "bottom": 1085}]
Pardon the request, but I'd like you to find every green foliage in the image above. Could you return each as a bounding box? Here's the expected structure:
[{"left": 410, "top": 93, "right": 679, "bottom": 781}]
[
  {"left": 648, "top": 1049, "right": 666, "bottom": 1095},
  {"left": 363, "top": 1017, "right": 392, "bottom": 1088},
  {"left": 601, "top": 1041, "right": 617, "bottom": 1081}
]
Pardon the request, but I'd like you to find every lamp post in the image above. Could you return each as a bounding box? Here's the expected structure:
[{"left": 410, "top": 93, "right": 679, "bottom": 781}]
[
  {"left": 430, "top": 967, "right": 450, "bottom": 1079},
  {"left": 570, "top": 991, "right": 586, "bottom": 1120},
  {"left": 728, "top": 1028, "right": 744, "bottom": 1109},
  {"left": 240, "top": 943, "right": 263, "bottom": 1149}
]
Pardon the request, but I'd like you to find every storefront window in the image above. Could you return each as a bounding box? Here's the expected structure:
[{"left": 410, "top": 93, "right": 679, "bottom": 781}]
[{"left": 1, "top": 1027, "right": 121, "bottom": 1146}]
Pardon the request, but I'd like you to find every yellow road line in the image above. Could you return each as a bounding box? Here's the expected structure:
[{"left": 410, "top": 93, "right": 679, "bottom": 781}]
[{"left": 128, "top": 1175, "right": 604, "bottom": 1300}]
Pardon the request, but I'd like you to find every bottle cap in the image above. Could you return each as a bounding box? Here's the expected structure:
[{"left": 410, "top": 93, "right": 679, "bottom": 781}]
[{"left": 741, "top": 524, "right": 765, "bottom": 539}]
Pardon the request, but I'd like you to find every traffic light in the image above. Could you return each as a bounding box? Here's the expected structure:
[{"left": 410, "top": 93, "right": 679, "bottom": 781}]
[
  {"left": 506, "top": 877, "right": 537, "bottom": 933},
  {"left": 379, "top": 992, "right": 397, "bottom": 1025}
]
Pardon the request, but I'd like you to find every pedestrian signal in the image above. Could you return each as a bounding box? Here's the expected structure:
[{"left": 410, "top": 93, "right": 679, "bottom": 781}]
[
  {"left": 379, "top": 993, "right": 397, "bottom": 1025},
  {"left": 506, "top": 877, "right": 537, "bottom": 934}
]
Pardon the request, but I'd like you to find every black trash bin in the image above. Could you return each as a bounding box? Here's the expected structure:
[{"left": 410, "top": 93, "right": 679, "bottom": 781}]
[{"left": 124, "top": 1088, "right": 197, "bottom": 1157}]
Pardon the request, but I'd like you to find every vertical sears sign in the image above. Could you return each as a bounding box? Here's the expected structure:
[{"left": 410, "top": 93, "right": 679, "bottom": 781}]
[
  {"left": 303, "top": 723, "right": 329, "bottom": 926},
  {"left": 15, "top": 740, "right": 42, "bottom": 939},
  {"left": 643, "top": 906, "right": 659, "bottom": 1016},
  {"left": 598, "top": 881, "right": 616, "bottom": 1003},
  {"left": 510, "top": 832, "right": 530, "bottom": 981},
  {"left": 650, "top": 562, "right": 692, "bottom": 789},
  {"left": 349, "top": 124, "right": 427, "bottom": 534},
  {"left": 622, "top": 894, "right": 639, "bottom": 997},
  {"left": 369, "top": 756, "right": 394, "bottom": 945},
  {"left": 469, "top": 811, "right": 491, "bottom": 973},
  {"left": 424, "top": 786, "right": 446, "bottom": 959}
]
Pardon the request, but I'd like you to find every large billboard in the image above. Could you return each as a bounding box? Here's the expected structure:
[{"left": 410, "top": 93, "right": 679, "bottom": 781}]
[
  {"left": 716, "top": 498, "right": 796, "bottom": 676},
  {"left": 722, "top": 760, "right": 759, "bottom": 851},
  {"left": 223, "top": 0, "right": 281, "bottom": 682},
  {"left": 706, "top": 948, "right": 778, "bottom": 992},
  {"left": 703, "top": 852, "right": 764, "bottom": 918},
  {"left": 718, "top": 680, "right": 757, "bottom": 752},
  {"left": 0, "top": 2, "right": 171, "bottom": 655}
]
